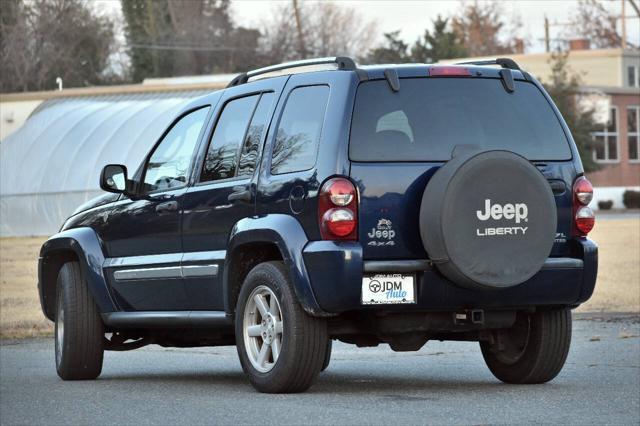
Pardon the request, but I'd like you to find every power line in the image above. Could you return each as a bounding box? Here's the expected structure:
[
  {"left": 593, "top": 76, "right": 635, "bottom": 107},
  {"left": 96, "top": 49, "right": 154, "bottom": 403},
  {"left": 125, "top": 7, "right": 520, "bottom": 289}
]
[{"left": 128, "top": 43, "right": 254, "bottom": 52}]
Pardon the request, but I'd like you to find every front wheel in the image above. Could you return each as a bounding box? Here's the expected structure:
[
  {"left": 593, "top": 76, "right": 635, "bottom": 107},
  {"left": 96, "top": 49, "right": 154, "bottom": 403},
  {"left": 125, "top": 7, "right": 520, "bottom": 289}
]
[
  {"left": 55, "top": 262, "right": 104, "bottom": 380},
  {"left": 480, "top": 308, "right": 571, "bottom": 384},
  {"left": 235, "top": 261, "right": 328, "bottom": 393}
]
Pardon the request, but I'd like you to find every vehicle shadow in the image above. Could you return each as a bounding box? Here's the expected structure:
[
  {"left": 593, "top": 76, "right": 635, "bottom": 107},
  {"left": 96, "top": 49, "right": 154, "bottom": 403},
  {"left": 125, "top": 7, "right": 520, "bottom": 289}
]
[{"left": 96, "top": 368, "right": 566, "bottom": 396}]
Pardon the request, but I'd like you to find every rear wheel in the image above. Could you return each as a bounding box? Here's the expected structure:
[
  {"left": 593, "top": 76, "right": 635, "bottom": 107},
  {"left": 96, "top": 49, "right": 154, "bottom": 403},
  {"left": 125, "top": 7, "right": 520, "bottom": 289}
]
[
  {"left": 55, "top": 262, "right": 104, "bottom": 380},
  {"left": 235, "top": 261, "right": 328, "bottom": 393},
  {"left": 480, "top": 308, "right": 571, "bottom": 384}
]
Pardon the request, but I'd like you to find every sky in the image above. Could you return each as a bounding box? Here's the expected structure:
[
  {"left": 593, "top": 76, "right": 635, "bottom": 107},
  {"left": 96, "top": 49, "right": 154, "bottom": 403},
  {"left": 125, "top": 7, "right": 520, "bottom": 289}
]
[
  {"left": 228, "top": 0, "right": 639, "bottom": 53},
  {"left": 98, "top": 0, "right": 639, "bottom": 56}
]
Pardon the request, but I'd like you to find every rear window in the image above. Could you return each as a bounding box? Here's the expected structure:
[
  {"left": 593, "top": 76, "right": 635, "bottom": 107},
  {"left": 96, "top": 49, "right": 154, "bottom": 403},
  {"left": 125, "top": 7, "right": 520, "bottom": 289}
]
[{"left": 349, "top": 78, "right": 572, "bottom": 162}]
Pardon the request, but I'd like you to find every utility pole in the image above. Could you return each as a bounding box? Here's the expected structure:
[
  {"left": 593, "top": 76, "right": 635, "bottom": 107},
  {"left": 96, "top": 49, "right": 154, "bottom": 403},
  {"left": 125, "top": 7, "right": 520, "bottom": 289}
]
[
  {"left": 621, "top": 0, "right": 627, "bottom": 49},
  {"left": 292, "top": 0, "right": 307, "bottom": 59},
  {"left": 544, "top": 15, "right": 550, "bottom": 52}
]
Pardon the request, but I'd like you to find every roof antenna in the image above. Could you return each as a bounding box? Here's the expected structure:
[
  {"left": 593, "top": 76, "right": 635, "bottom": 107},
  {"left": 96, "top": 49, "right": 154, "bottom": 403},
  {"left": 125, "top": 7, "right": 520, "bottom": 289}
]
[{"left": 55, "top": 77, "right": 63, "bottom": 91}]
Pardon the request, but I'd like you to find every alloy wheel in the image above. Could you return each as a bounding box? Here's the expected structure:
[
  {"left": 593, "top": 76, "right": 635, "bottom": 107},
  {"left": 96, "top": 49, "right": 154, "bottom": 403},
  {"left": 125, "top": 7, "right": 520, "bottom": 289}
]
[{"left": 242, "top": 285, "right": 284, "bottom": 373}]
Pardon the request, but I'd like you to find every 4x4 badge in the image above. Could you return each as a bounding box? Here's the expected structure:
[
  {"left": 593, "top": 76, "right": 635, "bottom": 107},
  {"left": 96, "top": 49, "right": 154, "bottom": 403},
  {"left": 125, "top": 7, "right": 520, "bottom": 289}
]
[{"left": 367, "top": 218, "right": 396, "bottom": 246}]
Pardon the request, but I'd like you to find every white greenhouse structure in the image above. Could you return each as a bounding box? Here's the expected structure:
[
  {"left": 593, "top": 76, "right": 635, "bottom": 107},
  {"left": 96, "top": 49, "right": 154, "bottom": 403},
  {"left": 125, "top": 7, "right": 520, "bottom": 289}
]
[{"left": 1, "top": 82, "right": 224, "bottom": 236}]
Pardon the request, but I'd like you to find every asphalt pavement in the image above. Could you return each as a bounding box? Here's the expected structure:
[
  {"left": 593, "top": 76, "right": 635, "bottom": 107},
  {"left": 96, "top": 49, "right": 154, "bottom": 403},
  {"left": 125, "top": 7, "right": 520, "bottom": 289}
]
[{"left": 1, "top": 313, "right": 639, "bottom": 425}]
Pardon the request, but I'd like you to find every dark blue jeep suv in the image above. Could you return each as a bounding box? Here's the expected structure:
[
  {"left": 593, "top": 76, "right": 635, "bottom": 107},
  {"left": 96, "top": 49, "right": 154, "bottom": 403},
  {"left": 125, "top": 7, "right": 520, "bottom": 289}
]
[{"left": 38, "top": 57, "right": 598, "bottom": 393}]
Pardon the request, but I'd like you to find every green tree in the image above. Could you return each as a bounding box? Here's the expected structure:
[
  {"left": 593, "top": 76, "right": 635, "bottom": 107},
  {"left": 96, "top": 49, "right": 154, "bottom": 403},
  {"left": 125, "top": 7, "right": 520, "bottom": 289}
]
[
  {"left": 120, "top": 0, "right": 158, "bottom": 82},
  {"left": 544, "top": 52, "right": 599, "bottom": 173},
  {"left": 364, "top": 31, "right": 409, "bottom": 64},
  {"left": 411, "top": 16, "right": 467, "bottom": 63},
  {"left": 121, "top": 0, "right": 255, "bottom": 80}
]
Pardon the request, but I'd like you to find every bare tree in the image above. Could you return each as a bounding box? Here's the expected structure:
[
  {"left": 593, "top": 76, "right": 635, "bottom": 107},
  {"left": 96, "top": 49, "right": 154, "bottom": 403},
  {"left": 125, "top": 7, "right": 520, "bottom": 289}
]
[
  {"left": 568, "top": 0, "right": 624, "bottom": 48},
  {"left": 259, "top": 1, "right": 376, "bottom": 64},
  {"left": 450, "top": 0, "right": 520, "bottom": 57},
  {"left": 1, "top": 0, "right": 115, "bottom": 93}
]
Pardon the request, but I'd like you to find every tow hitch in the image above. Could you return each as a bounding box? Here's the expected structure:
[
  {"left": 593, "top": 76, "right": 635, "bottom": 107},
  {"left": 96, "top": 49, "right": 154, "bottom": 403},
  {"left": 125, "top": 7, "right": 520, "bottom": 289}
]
[{"left": 454, "top": 309, "right": 485, "bottom": 325}]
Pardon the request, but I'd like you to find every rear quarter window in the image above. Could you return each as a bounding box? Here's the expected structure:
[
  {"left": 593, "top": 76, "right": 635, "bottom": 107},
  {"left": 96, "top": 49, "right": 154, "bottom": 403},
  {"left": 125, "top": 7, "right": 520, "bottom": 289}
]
[
  {"left": 349, "top": 78, "right": 572, "bottom": 162},
  {"left": 271, "top": 85, "right": 329, "bottom": 175}
]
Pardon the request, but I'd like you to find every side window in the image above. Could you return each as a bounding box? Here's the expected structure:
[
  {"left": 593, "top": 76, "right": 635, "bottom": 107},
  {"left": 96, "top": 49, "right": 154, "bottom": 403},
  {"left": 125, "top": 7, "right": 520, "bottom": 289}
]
[
  {"left": 271, "top": 86, "right": 329, "bottom": 175},
  {"left": 238, "top": 93, "right": 275, "bottom": 177},
  {"left": 143, "top": 107, "right": 210, "bottom": 193},
  {"left": 201, "top": 95, "right": 259, "bottom": 182}
]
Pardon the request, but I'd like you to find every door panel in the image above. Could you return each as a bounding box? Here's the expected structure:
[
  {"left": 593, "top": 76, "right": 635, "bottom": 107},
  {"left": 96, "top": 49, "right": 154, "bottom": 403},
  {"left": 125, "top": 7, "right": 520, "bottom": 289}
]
[
  {"left": 101, "top": 189, "right": 189, "bottom": 311},
  {"left": 182, "top": 79, "right": 285, "bottom": 310},
  {"left": 99, "top": 106, "right": 211, "bottom": 311}
]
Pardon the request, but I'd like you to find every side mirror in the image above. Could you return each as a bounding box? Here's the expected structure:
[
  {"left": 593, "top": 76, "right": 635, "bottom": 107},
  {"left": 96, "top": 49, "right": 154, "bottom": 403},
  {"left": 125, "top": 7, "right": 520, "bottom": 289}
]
[{"left": 100, "top": 164, "right": 131, "bottom": 195}]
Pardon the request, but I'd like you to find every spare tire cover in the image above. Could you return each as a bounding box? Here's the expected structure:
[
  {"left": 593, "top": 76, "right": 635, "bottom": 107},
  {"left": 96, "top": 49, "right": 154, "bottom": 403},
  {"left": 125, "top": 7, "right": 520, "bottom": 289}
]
[{"left": 420, "top": 150, "right": 557, "bottom": 290}]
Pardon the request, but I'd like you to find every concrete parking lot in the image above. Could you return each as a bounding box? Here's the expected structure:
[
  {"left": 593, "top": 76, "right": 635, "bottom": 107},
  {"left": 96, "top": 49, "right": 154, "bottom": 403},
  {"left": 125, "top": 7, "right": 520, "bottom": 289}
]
[{"left": 1, "top": 313, "right": 638, "bottom": 425}]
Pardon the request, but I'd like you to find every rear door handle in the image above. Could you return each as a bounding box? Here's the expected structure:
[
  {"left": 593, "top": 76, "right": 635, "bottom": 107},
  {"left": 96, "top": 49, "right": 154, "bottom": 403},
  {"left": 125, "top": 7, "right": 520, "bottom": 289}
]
[{"left": 155, "top": 200, "right": 178, "bottom": 214}]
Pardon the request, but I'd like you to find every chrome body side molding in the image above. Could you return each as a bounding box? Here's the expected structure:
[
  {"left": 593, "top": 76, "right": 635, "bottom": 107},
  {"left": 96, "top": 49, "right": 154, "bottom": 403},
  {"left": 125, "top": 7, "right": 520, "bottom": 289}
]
[{"left": 106, "top": 251, "right": 226, "bottom": 281}]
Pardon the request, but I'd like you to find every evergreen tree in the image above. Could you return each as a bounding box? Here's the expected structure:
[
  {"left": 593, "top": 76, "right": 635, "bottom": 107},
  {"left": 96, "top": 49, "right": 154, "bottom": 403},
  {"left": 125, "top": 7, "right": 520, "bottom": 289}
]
[
  {"left": 364, "top": 31, "right": 409, "bottom": 64},
  {"left": 544, "top": 52, "right": 600, "bottom": 173},
  {"left": 411, "top": 16, "right": 467, "bottom": 63},
  {"left": 120, "top": 0, "right": 253, "bottom": 80}
]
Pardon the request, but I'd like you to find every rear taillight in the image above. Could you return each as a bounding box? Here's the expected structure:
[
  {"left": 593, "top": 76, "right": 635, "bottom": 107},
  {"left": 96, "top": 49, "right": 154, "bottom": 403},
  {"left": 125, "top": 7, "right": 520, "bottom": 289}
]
[
  {"left": 573, "top": 176, "right": 595, "bottom": 236},
  {"left": 573, "top": 176, "right": 594, "bottom": 205},
  {"left": 318, "top": 177, "right": 358, "bottom": 240},
  {"left": 429, "top": 66, "right": 471, "bottom": 77}
]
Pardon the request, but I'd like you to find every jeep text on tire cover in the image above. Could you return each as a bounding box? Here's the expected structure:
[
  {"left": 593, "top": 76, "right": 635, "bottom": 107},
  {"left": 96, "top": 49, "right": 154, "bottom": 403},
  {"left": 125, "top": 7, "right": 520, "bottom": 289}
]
[
  {"left": 38, "top": 57, "right": 598, "bottom": 393},
  {"left": 476, "top": 199, "right": 529, "bottom": 236}
]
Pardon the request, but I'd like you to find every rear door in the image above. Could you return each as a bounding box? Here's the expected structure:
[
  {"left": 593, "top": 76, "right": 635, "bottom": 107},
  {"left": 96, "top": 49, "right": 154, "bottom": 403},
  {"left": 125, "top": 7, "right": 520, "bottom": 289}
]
[
  {"left": 181, "top": 77, "right": 285, "bottom": 310},
  {"left": 349, "top": 75, "right": 576, "bottom": 260},
  {"left": 255, "top": 73, "right": 335, "bottom": 237}
]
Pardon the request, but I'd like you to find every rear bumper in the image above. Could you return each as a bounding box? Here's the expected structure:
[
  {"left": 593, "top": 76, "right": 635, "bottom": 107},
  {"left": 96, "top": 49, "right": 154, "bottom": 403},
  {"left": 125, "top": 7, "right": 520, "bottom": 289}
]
[{"left": 302, "top": 238, "right": 598, "bottom": 314}]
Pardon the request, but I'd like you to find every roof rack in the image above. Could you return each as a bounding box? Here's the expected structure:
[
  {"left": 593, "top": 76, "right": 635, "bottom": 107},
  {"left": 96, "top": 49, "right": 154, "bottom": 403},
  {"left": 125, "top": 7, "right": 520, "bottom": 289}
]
[
  {"left": 227, "top": 56, "right": 358, "bottom": 88},
  {"left": 455, "top": 57, "right": 521, "bottom": 71}
]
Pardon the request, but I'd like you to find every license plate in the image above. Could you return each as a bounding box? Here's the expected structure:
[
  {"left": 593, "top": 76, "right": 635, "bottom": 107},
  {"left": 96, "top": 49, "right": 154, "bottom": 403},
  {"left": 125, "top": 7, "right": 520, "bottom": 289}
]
[{"left": 361, "top": 274, "right": 416, "bottom": 305}]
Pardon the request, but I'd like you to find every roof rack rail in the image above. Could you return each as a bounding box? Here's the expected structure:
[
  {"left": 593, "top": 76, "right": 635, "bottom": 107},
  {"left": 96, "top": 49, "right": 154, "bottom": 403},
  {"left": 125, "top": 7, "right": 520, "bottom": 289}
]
[
  {"left": 227, "top": 56, "right": 358, "bottom": 88},
  {"left": 455, "top": 57, "right": 521, "bottom": 71}
]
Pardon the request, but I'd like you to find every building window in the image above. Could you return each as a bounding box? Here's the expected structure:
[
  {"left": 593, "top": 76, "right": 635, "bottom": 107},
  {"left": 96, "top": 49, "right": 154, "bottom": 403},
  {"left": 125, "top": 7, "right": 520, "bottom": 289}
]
[
  {"left": 628, "top": 66, "right": 639, "bottom": 88},
  {"left": 629, "top": 106, "right": 639, "bottom": 162},
  {"left": 593, "top": 107, "right": 619, "bottom": 162}
]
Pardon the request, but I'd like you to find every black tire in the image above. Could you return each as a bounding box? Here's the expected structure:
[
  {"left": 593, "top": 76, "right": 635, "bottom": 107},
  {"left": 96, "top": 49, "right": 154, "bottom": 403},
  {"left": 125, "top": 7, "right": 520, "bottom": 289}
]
[
  {"left": 480, "top": 308, "right": 571, "bottom": 384},
  {"left": 55, "top": 262, "right": 104, "bottom": 380},
  {"left": 235, "top": 261, "right": 328, "bottom": 393},
  {"left": 321, "top": 340, "right": 332, "bottom": 372}
]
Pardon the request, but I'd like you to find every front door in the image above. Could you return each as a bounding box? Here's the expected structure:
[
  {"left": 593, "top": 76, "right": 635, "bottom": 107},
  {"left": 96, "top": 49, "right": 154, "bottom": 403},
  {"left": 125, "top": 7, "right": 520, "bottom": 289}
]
[
  {"left": 101, "top": 106, "right": 211, "bottom": 311},
  {"left": 181, "top": 78, "right": 285, "bottom": 310}
]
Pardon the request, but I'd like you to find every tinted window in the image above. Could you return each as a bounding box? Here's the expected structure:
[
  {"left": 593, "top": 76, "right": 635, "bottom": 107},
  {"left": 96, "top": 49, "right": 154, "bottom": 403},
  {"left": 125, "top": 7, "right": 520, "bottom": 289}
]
[
  {"left": 201, "top": 95, "right": 259, "bottom": 182},
  {"left": 271, "top": 86, "right": 329, "bottom": 174},
  {"left": 143, "top": 107, "right": 209, "bottom": 192},
  {"left": 349, "top": 79, "right": 572, "bottom": 162},
  {"left": 238, "top": 93, "right": 275, "bottom": 177}
]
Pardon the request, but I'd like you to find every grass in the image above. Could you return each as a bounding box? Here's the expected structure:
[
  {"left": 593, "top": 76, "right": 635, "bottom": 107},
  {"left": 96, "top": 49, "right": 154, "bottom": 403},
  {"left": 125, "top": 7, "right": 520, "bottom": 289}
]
[
  {"left": 0, "top": 217, "right": 638, "bottom": 338},
  {"left": 0, "top": 237, "right": 52, "bottom": 338}
]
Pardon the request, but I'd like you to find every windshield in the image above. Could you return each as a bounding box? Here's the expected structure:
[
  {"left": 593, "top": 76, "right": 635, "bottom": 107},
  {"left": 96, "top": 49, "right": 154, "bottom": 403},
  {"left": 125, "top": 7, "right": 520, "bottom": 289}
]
[{"left": 349, "top": 78, "right": 572, "bottom": 162}]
